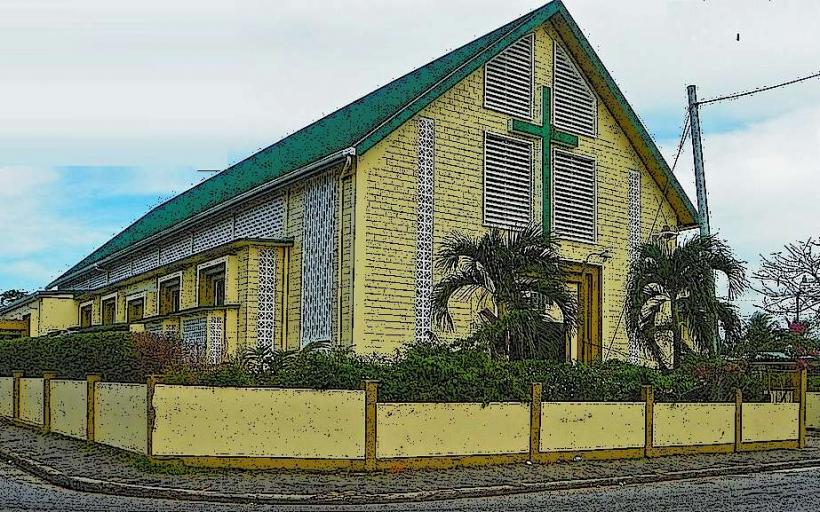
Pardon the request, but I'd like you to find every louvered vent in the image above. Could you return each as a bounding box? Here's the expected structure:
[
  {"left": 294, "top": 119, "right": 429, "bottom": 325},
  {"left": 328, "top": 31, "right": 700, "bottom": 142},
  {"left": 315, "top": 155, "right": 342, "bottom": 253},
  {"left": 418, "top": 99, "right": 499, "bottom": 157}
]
[
  {"left": 484, "top": 34, "right": 534, "bottom": 119},
  {"left": 483, "top": 132, "right": 533, "bottom": 229},
  {"left": 553, "top": 150, "right": 596, "bottom": 242},
  {"left": 553, "top": 44, "right": 596, "bottom": 137}
]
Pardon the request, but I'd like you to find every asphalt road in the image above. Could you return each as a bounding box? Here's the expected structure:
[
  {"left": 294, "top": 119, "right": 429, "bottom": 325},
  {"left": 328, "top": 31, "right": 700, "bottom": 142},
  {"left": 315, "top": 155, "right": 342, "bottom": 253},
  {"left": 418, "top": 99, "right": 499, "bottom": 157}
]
[{"left": 1, "top": 460, "right": 817, "bottom": 512}]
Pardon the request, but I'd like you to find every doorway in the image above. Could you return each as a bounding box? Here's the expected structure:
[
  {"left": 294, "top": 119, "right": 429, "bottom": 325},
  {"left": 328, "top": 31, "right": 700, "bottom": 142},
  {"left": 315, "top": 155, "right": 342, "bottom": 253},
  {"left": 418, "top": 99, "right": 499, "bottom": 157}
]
[{"left": 562, "top": 262, "right": 602, "bottom": 363}]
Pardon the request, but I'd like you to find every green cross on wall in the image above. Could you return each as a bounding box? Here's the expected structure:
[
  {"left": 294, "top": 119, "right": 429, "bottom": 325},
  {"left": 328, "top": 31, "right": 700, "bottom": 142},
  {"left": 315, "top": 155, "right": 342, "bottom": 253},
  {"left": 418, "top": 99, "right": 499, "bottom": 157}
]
[{"left": 507, "top": 86, "right": 579, "bottom": 234}]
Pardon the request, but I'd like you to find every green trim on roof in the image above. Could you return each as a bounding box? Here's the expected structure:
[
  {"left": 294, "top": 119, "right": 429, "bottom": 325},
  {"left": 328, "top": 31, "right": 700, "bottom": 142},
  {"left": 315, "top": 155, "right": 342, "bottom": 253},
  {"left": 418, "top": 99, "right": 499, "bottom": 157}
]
[{"left": 53, "top": 0, "right": 696, "bottom": 288}]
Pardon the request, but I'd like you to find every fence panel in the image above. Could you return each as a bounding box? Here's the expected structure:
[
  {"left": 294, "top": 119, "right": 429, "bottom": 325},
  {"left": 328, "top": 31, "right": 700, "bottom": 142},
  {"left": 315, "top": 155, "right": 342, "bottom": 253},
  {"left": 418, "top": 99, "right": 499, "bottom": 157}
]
[
  {"left": 152, "top": 385, "right": 366, "bottom": 459},
  {"left": 94, "top": 383, "right": 148, "bottom": 454},
  {"left": 808, "top": 392, "right": 820, "bottom": 430},
  {"left": 19, "top": 378, "right": 44, "bottom": 426},
  {"left": 0, "top": 377, "right": 12, "bottom": 418},
  {"left": 540, "top": 402, "right": 645, "bottom": 451},
  {"left": 377, "top": 403, "right": 529, "bottom": 458},
  {"left": 50, "top": 380, "right": 87, "bottom": 440},
  {"left": 742, "top": 403, "right": 799, "bottom": 442},
  {"left": 653, "top": 403, "right": 735, "bottom": 447}
]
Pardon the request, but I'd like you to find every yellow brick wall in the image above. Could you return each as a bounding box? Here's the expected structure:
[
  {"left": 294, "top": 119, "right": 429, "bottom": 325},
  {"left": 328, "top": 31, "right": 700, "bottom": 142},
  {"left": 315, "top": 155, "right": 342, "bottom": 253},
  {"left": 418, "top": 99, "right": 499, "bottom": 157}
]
[
  {"left": 354, "top": 24, "right": 681, "bottom": 357},
  {"left": 285, "top": 184, "right": 305, "bottom": 350},
  {"left": 338, "top": 174, "right": 355, "bottom": 348}
]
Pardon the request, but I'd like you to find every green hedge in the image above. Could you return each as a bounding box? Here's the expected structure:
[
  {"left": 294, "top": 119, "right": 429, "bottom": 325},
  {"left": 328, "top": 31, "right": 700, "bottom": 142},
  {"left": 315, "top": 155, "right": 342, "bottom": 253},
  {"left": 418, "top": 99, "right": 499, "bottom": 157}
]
[
  {"left": 0, "top": 333, "right": 771, "bottom": 402},
  {"left": 169, "top": 343, "right": 769, "bottom": 403},
  {"left": 0, "top": 332, "right": 140, "bottom": 381}
]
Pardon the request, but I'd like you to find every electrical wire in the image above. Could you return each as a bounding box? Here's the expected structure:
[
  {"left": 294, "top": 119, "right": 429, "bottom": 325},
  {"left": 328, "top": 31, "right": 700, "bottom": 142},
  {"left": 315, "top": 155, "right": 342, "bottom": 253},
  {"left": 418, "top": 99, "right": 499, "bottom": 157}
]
[{"left": 698, "top": 70, "right": 820, "bottom": 106}]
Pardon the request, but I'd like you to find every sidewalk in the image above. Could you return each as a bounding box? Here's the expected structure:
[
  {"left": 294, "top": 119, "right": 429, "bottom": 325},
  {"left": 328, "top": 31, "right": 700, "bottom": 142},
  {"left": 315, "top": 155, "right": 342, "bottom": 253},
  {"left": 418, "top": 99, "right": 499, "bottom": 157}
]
[{"left": 1, "top": 420, "right": 819, "bottom": 505}]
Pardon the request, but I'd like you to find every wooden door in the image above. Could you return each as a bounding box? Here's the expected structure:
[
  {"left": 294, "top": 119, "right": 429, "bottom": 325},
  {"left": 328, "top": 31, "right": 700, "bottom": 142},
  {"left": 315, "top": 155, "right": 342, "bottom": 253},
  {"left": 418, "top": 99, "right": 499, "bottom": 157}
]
[{"left": 562, "top": 263, "right": 602, "bottom": 363}]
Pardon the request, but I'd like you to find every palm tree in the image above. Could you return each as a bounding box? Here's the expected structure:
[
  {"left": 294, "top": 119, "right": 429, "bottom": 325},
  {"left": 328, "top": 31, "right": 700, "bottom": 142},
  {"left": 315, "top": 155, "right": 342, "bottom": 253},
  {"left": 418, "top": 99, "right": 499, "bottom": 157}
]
[
  {"left": 626, "top": 234, "right": 747, "bottom": 370},
  {"left": 431, "top": 225, "right": 576, "bottom": 361}
]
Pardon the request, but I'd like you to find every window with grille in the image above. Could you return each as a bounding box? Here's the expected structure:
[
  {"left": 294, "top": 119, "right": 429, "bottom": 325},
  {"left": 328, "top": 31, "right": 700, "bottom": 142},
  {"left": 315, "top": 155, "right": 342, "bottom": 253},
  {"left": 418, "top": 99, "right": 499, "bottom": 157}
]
[
  {"left": 483, "top": 132, "right": 533, "bottom": 229},
  {"left": 415, "top": 118, "right": 435, "bottom": 343},
  {"left": 627, "top": 169, "right": 641, "bottom": 363},
  {"left": 301, "top": 171, "right": 336, "bottom": 345},
  {"left": 553, "top": 44, "right": 596, "bottom": 137},
  {"left": 484, "top": 34, "right": 534, "bottom": 119},
  {"left": 553, "top": 150, "right": 596, "bottom": 243},
  {"left": 257, "top": 248, "right": 277, "bottom": 348}
]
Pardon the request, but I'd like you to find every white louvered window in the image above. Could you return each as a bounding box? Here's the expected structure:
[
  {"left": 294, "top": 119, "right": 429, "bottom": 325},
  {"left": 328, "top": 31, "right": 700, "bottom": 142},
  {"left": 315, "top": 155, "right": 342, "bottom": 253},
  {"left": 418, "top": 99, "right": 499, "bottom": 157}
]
[
  {"left": 182, "top": 316, "right": 207, "bottom": 361},
  {"left": 484, "top": 34, "right": 534, "bottom": 119},
  {"left": 553, "top": 150, "right": 596, "bottom": 243},
  {"left": 553, "top": 44, "right": 596, "bottom": 137},
  {"left": 160, "top": 234, "right": 192, "bottom": 266},
  {"left": 235, "top": 193, "right": 286, "bottom": 239},
  {"left": 301, "top": 171, "right": 336, "bottom": 346},
  {"left": 415, "top": 118, "right": 435, "bottom": 343},
  {"left": 483, "top": 132, "right": 533, "bottom": 229},
  {"left": 192, "top": 215, "right": 233, "bottom": 253}
]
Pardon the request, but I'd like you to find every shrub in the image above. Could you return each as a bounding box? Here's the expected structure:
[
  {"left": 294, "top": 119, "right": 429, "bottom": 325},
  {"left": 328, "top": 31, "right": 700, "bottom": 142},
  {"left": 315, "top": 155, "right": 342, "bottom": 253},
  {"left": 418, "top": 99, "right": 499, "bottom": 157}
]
[
  {"left": 0, "top": 331, "right": 193, "bottom": 382},
  {"left": 156, "top": 341, "right": 772, "bottom": 403}
]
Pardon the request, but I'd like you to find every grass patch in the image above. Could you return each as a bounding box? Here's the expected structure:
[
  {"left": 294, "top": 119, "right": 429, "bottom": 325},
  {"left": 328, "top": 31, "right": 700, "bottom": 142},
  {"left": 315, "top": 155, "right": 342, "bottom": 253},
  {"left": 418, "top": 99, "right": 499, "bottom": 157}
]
[{"left": 125, "top": 454, "right": 193, "bottom": 475}]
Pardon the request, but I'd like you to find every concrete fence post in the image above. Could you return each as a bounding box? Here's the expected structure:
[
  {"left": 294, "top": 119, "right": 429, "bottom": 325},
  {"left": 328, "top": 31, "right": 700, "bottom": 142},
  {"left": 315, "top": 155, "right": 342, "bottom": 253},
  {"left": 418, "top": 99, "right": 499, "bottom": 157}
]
[
  {"left": 146, "top": 375, "right": 160, "bottom": 457},
  {"left": 794, "top": 368, "right": 807, "bottom": 448},
  {"left": 42, "top": 372, "right": 57, "bottom": 433},
  {"left": 362, "top": 380, "right": 379, "bottom": 471},
  {"left": 11, "top": 371, "right": 23, "bottom": 422},
  {"left": 529, "top": 383, "right": 543, "bottom": 462},
  {"left": 641, "top": 385, "right": 654, "bottom": 458},
  {"left": 86, "top": 374, "right": 101, "bottom": 442},
  {"left": 734, "top": 388, "right": 743, "bottom": 452}
]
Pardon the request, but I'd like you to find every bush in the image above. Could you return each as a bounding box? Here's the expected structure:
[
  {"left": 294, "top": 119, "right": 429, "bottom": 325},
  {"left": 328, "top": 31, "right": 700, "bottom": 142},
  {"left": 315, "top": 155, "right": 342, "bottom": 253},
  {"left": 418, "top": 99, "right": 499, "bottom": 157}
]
[
  {"left": 163, "top": 342, "right": 771, "bottom": 403},
  {"left": 0, "top": 331, "right": 193, "bottom": 382}
]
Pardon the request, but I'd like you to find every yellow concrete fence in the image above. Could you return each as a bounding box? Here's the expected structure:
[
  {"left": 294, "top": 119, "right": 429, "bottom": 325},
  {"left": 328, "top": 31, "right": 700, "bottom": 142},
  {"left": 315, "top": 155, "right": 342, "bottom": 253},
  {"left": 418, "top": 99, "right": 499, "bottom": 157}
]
[
  {"left": 377, "top": 402, "right": 530, "bottom": 459},
  {"left": 809, "top": 392, "right": 820, "bottom": 430},
  {"left": 0, "top": 371, "right": 809, "bottom": 471},
  {"left": 94, "top": 383, "right": 148, "bottom": 454},
  {"left": 49, "top": 380, "right": 87, "bottom": 440},
  {"left": 0, "top": 377, "right": 13, "bottom": 418},
  {"left": 653, "top": 403, "right": 735, "bottom": 448},
  {"left": 540, "top": 402, "right": 645, "bottom": 452},
  {"left": 742, "top": 403, "right": 800, "bottom": 443},
  {"left": 19, "top": 378, "right": 44, "bottom": 426},
  {"left": 152, "top": 385, "right": 366, "bottom": 460}
]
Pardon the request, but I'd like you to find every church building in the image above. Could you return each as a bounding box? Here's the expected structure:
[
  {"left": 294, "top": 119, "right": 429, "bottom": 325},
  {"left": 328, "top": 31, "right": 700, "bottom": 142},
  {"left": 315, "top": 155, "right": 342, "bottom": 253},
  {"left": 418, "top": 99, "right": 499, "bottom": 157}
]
[{"left": 0, "top": 1, "right": 697, "bottom": 364}]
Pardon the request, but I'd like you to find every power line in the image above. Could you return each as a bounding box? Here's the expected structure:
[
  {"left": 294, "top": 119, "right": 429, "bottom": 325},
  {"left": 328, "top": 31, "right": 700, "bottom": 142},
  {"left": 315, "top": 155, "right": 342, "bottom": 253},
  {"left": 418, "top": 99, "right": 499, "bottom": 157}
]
[{"left": 698, "top": 70, "right": 820, "bottom": 106}]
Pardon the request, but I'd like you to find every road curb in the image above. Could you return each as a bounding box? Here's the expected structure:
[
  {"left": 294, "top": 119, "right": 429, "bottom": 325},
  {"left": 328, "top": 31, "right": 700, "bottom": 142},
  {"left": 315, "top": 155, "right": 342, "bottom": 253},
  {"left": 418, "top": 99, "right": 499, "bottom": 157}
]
[{"left": 2, "top": 444, "right": 820, "bottom": 505}]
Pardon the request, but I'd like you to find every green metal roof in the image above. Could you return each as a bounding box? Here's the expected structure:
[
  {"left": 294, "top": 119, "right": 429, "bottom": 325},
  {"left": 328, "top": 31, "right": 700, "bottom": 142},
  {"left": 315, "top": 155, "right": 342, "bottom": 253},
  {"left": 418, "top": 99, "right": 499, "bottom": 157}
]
[{"left": 52, "top": 0, "right": 697, "bottom": 287}]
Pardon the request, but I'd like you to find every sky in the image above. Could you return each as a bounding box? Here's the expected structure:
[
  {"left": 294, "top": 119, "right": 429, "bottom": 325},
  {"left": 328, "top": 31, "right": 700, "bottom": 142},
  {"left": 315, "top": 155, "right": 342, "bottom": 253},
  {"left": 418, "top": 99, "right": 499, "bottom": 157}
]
[{"left": 1, "top": 0, "right": 819, "bottom": 317}]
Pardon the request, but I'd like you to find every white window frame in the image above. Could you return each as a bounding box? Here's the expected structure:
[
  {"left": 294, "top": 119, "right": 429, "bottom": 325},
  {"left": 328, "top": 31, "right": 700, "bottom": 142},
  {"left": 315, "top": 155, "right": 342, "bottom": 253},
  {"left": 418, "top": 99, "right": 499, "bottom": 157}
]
[
  {"left": 551, "top": 148, "right": 597, "bottom": 245},
  {"left": 552, "top": 42, "right": 598, "bottom": 138},
  {"left": 195, "top": 256, "right": 228, "bottom": 307},
  {"left": 100, "top": 292, "right": 119, "bottom": 324},
  {"left": 482, "top": 130, "right": 534, "bottom": 230},
  {"left": 483, "top": 34, "right": 536, "bottom": 121},
  {"left": 78, "top": 300, "right": 94, "bottom": 327},
  {"left": 125, "top": 292, "right": 147, "bottom": 323}
]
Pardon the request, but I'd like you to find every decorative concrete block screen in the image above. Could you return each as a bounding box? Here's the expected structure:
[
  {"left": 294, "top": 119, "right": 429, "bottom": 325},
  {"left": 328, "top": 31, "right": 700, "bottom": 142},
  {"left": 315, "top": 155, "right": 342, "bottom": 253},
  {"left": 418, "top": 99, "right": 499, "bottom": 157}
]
[
  {"left": 0, "top": 377, "right": 12, "bottom": 418},
  {"left": 742, "top": 403, "right": 799, "bottom": 443},
  {"left": 540, "top": 402, "right": 644, "bottom": 451},
  {"left": 19, "top": 378, "right": 44, "bottom": 426},
  {"left": 50, "top": 380, "right": 87, "bottom": 440},
  {"left": 653, "top": 403, "right": 735, "bottom": 447},
  {"left": 94, "top": 383, "right": 148, "bottom": 454},
  {"left": 151, "top": 386, "right": 366, "bottom": 459},
  {"left": 376, "top": 403, "right": 530, "bottom": 458},
  {"left": 809, "top": 393, "right": 820, "bottom": 430}
]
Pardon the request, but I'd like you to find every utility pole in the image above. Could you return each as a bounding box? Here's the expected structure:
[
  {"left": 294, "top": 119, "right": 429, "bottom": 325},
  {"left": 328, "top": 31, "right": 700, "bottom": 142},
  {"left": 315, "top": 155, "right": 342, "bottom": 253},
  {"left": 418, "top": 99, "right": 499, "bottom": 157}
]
[
  {"left": 687, "top": 85, "right": 711, "bottom": 237},
  {"left": 688, "top": 85, "right": 718, "bottom": 355}
]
